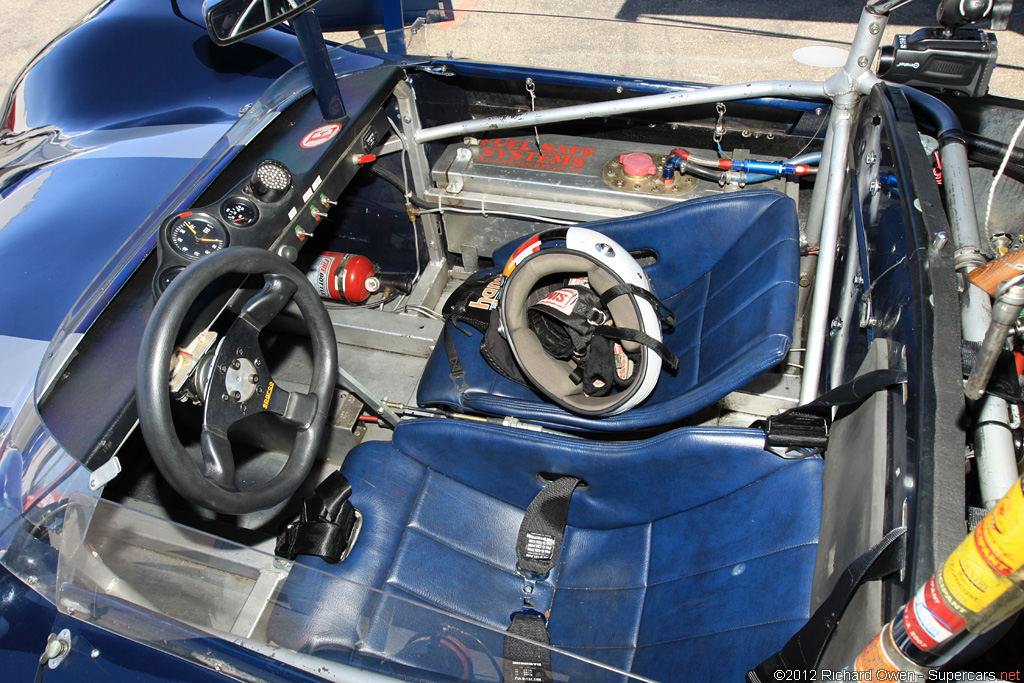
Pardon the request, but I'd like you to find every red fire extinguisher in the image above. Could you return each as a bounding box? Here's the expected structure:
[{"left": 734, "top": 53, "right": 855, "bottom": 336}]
[{"left": 306, "top": 252, "right": 379, "bottom": 303}]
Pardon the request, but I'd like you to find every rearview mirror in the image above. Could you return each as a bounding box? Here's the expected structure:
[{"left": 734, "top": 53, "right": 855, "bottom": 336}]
[{"left": 203, "top": 0, "right": 323, "bottom": 46}]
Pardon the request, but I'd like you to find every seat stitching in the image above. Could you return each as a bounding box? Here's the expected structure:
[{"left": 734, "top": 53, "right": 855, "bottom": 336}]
[
  {"left": 471, "top": 338, "right": 786, "bottom": 424},
  {"left": 658, "top": 272, "right": 711, "bottom": 306},
  {"left": 405, "top": 525, "right": 522, "bottom": 578},
  {"left": 697, "top": 331, "right": 788, "bottom": 380},
  {"left": 393, "top": 419, "right": 765, "bottom": 460},
  {"left": 385, "top": 583, "right": 508, "bottom": 634},
  {"left": 559, "top": 617, "right": 806, "bottom": 651},
  {"left": 625, "top": 522, "right": 653, "bottom": 673},
  {"left": 654, "top": 462, "right": 818, "bottom": 521},
  {"left": 694, "top": 276, "right": 706, "bottom": 386},
  {"left": 644, "top": 541, "right": 819, "bottom": 588},
  {"left": 704, "top": 236, "right": 797, "bottom": 303},
  {"left": 597, "top": 336, "right": 790, "bottom": 424},
  {"left": 362, "top": 466, "right": 430, "bottom": 646},
  {"left": 554, "top": 540, "right": 818, "bottom": 592},
  {"left": 701, "top": 280, "right": 796, "bottom": 341},
  {"left": 635, "top": 617, "right": 807, "bottom": 649}
]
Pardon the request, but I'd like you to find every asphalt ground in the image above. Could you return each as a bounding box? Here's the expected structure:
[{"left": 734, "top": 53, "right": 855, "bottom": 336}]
[{"left": 1, "top": 0, "right": 1022, "bottom": 112}]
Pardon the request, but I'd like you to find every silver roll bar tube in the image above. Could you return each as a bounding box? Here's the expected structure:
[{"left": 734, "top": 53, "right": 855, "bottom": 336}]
[
  {"left": 942, "top": 133, "right": 1020, "bottom": 509},
  {"left": 414, "top": 81, "right": 828, "bottom": 144},
  {"left": 799, "top": 4, "right": 888, "bottom": 402}
]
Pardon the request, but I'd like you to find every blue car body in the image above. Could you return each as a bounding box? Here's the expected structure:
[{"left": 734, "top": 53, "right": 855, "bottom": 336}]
[
  {"left": 0, "top": 3, "right": 375, "bottom": 679},
  {"left": 0, "top": 0, "right": 1020, "bottom": 679}
]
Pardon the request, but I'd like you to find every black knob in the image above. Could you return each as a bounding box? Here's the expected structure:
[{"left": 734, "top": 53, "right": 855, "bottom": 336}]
[
  {"left": 936, "top": 0, "right": 991, "bottom": 29},
  {"left": 250, "top": 160, "right": 291, "bottom": 203}
]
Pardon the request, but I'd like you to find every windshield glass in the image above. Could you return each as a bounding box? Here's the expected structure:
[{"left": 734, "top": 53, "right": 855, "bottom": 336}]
[{"left": 329, "top": 5, "right": 1023, "bottom": 97}]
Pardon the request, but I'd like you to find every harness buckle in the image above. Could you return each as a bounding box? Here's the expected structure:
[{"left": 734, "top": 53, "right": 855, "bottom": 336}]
[
  {"left": 450, "top": 370, "right": 467, "bottom": 393},
  {"left": 585, "top": 308, "right": 608, "bottom": 326}
]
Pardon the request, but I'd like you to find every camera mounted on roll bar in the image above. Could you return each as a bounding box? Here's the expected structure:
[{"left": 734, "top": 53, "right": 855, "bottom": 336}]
[{"left": 877, "top": 0, "right": 1012, "bottom": 97}]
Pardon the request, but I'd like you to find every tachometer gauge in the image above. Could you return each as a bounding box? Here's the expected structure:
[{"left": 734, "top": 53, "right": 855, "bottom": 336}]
[
  {"left": 168, "top": 213, "right": 228, "bottom": 260},
  {"left": 222, "top": 197, "right": 259, "bottom": 227}
]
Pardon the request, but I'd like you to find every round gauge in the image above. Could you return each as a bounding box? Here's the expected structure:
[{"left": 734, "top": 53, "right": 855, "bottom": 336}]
[
  {"left": 158, "top": 267, "right": 185, "bottom": 291},
  {"left": 222, "top": 197, "right": 259, "bottom": 227},
  {"left": 167, "top": 214, "right": 228, "bottom": 260}
]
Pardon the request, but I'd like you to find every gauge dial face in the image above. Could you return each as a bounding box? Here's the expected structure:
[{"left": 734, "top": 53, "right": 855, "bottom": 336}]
[
  {"left": 168, "top": 214, "right": 228, "bottom": 260},
  {"left": 222, "top": 197, "right": 259, "bottom": 227}
]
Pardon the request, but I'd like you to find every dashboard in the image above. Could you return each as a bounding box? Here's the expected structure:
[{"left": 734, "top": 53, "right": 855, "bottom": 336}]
[
  {"left": 37, "top": 65, "right": 404, "bottom": 470},
  {"left": 153, "top": 65, "right": 402, "bottom": 297}
]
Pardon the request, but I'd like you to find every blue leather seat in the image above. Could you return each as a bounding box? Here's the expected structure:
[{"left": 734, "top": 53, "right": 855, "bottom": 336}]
[
  {"left": 416, "top": 190, "right": 801, "bottom": 431},
  {"left": 267, "top": 418, "right": 823, "bottom": 682}
]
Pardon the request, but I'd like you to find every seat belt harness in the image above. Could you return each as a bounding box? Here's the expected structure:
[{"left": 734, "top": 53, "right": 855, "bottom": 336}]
[
  {"left": 276, "top": 471, "right": 360, "bottom": 564},
  {"left": 757, "top": 369, "right": 907, "bottom": 454},
  {"left": 504, "top": 613, "right": 553, "bottom": 683},
  {"left": 516, "top": 475, "right": 582, "bottom": 575},
  {"left": 503, "top": 475, "right": 581, "bottom": 683},
  {"left": 746, "top": 526, "right": 908, "bottom": 681}
]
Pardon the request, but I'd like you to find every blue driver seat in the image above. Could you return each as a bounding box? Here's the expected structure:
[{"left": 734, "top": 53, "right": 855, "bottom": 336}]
[
  {"left": 266, "top": 418, "right": 823, "bottom": 682},
  {"left": 416, "top": 190, "right": 801, "bottom": 431}
]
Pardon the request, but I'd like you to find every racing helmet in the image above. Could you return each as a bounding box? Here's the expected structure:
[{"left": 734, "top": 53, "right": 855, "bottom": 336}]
[{"left": 498, "top": 227, "right": 677, "bottom": 417}]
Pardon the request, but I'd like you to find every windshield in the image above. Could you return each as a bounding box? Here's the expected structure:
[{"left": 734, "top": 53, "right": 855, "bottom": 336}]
[{"left": 328, "top": 5, "right": 1023, "bottom": 97}]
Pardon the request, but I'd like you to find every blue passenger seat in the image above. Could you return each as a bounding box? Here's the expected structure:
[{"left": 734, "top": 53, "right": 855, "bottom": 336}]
[
  {"left": 416, "top": 190, "right": 801, "bottom": 431},
  {"left": 266, "top": 418, "right": 823, "bottom": 682}
]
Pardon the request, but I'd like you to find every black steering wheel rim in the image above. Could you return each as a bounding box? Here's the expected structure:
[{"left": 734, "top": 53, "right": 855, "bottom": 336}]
[{"left": 137, "top": 247, "right": 337, "bottom": 514}]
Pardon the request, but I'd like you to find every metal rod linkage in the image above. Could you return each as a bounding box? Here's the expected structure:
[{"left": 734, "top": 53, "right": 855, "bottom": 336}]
[{"left": 966, "top": 275, "right": 1024, "bottom": 400}]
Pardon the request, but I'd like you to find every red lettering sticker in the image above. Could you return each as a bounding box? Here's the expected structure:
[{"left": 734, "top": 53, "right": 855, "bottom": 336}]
[
  {"left": 537, "top": 288, "right": 579, "bottom": 314},
  {"left": 904, "top": 576, "right": 966, "bottom": 651},
  {"left": 476, "top": 138, "right": 596, "bottom": 175},
  {"left": 301, "top": 124, "right": 341, "bottom": 149}
]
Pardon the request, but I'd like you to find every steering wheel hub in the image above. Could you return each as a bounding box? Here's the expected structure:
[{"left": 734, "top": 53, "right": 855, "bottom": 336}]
[
  {"left": 137, "top": 247, "right": 338, "bottom": 514},
  {"left": 223, "top": 356, "right": 260, "bottom": 403}
]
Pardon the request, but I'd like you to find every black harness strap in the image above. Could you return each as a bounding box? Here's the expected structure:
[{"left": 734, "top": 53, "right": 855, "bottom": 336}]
[
  {"left": 599, "top": 282, "right": 678, "bottom": 325},
  {"left": 501, "top": 476, "right": 582, "bottom": 683},
  {"left": 443, "top": 323, "right": 469, "bottom": 393},
  {"left": 592, "top": 325, "right": 680, "bottom": 371},
  {"left": 746, "top": 526, "right": 908, "bottom": 681},
  {"left": 276, "top": 471, "right": 359, "bottom": 564},
  {"left": 503, "top": 614, "right": 553, "bottom": 683},
  {"left": 516, "top": 476, "right": 581, "bottom": 575},
  {"left": 756, "top": 369, "right": 908, "bottom": 453}
]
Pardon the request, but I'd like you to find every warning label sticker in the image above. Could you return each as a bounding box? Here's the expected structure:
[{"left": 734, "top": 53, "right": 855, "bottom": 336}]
[
  {"left": 975, "top": 481, "right": 1024, "bottom": 577},
  {"left": 902, "top": 576, "right": 964, "bottom": 650},
  {"left": 476, "top": 138, "right": 598, "bottom": 175},
  {"left": 854, "top": 631, "right": 899, "bottom": 674},
  {"left": 940, "top": 532, "right": 1015, "bottom": 614}
]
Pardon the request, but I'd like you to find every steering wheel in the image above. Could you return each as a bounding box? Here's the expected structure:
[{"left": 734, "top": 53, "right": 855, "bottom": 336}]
[{"left": 137, "top": 247, "right": 337, "bottom": 514}]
